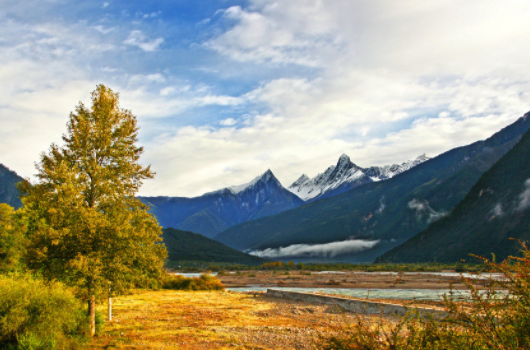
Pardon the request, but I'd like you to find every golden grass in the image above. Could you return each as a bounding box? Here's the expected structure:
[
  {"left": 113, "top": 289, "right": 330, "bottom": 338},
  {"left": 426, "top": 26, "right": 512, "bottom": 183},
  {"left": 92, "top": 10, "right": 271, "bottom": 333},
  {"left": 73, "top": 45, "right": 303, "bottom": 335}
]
[{"left": 87, "top": 289, "right": 375, "bottom": 350}]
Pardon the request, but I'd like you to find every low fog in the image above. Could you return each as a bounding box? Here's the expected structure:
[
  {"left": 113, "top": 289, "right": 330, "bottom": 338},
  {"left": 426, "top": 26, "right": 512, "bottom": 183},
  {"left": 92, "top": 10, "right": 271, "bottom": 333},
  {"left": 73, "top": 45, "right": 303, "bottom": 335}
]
[
  {"left": 517, "top": 179, "right": 530, "bottom": 211},
  {"left": 248, "top": 239, "right": 380, "bottom": 259},
  {"left": 408, "top": 199, "right": 447, "bottom": 223}
]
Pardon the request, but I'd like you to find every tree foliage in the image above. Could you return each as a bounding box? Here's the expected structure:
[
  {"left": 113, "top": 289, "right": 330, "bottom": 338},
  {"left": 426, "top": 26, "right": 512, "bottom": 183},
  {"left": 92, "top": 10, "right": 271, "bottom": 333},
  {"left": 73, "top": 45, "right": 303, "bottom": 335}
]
[
  {"left": 18, "top": 84, "right": 167, "bottom": 335},
  {"left": 0, "top": 203, "right": 26, "bottom": 273}
]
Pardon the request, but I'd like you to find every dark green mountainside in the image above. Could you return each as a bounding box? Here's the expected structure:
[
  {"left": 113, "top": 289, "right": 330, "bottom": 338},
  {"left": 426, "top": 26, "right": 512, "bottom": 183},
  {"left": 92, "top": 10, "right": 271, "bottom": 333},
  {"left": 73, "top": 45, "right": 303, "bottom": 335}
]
[
  {"left": 214, "top": 113, "right": 530, "bottom": 262},
  {"left": 0, "top": 164, "right": 24, "bottom": 209},
  {"left": 162, "top": 227, "right": 265, "bottom": 265},
  {"left": 377, "top": 119, "right": 530, "bottom": 263}
]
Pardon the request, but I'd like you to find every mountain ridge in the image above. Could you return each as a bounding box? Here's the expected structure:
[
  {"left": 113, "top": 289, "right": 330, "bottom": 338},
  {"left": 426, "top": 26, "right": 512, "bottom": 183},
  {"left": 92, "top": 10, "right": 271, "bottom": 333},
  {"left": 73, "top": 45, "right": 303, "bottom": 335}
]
[
  {"left": 140, "top": 170, "right": 304, "bottom": 238},
  {"left": 214, "top": 112, "right": 530, "bottom": 262},
  {"left": 287, "top": 154, "right": 429, "bottom": 201},
  {"left": 162, "top": 227, "right": 265, "bottom": 265},
  {"left": 377, "top": 121, "right": 530, "bottom": 263},
  {"left": 0, "top": 163, "right": 25, "bottom": 209}
]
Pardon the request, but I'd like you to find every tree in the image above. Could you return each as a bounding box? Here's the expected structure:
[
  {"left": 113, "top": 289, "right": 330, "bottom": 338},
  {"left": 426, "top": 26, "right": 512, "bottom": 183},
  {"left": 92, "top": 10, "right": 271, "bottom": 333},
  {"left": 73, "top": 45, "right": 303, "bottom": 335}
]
[
  {"left": 19, "top": 85, "right": 167, "bottom": 336},
  {"left": 0, "top": 203, "right": 26, "bottom": 273}
]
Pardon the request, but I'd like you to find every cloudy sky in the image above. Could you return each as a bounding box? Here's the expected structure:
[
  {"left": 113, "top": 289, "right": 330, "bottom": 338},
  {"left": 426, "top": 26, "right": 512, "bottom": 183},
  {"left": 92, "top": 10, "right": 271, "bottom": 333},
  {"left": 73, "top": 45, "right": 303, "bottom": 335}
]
[{"left": 1, "top": 0, "right": 530, "bottom": 197}]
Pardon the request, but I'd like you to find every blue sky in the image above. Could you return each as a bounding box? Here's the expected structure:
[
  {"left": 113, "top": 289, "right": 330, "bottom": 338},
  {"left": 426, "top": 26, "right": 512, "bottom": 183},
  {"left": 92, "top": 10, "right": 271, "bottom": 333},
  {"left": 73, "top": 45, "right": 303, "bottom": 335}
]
[{"left": 1, "top": 0, "right": 530, "bottom": 196}]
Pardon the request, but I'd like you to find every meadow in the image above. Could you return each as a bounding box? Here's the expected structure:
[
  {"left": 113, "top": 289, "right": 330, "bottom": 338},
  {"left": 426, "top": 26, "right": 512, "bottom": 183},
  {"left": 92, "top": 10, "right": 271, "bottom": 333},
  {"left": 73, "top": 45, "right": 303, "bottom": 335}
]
[{"left": 88, "top": 289, "right": 366, "bottom": 350}]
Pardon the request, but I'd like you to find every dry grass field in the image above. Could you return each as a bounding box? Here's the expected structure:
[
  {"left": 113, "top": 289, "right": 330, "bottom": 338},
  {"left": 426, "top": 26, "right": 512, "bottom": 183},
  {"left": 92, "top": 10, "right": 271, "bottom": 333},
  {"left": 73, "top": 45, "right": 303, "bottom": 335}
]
[{"left": 87, "top": 290, "right": 381, "bottom": 350}]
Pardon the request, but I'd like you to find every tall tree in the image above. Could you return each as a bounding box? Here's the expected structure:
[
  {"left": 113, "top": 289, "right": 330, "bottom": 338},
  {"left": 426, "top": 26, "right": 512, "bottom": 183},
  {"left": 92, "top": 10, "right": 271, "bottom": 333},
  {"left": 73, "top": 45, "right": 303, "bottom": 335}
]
[{"left": 19, "top": 85, "right": 167, "bottom": 336}]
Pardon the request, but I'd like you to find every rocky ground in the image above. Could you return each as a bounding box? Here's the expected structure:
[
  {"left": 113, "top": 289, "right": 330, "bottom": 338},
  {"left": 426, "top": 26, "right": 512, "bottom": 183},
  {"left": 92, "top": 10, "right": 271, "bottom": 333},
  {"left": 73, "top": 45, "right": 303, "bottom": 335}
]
[{"left": 217, "top": 270, "right": 493, "bottom": 290}]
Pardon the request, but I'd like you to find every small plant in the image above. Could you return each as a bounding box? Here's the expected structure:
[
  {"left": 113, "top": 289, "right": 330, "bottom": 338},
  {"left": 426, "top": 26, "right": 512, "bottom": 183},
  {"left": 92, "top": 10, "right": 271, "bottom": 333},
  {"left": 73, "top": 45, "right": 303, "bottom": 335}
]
[{"left": 161, "top": 274, "right": 225, "bottom": 291}]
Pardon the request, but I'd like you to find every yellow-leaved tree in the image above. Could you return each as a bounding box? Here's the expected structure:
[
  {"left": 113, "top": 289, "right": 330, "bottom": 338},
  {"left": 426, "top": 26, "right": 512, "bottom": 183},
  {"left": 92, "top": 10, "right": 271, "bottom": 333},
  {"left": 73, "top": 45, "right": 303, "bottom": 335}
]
[
  {"left": 0, "top": 203, "right": 26, "bottom": 273},
  {"left": 19, "top": 85, "right": 167, "bottom": 336}
]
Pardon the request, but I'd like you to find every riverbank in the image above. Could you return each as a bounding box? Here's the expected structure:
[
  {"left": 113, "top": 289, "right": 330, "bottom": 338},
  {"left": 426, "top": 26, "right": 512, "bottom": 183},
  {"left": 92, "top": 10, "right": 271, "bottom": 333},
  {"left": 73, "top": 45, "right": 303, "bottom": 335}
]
[
  {"left": 216, "top": 270, "right": 495, "bottom": 290},
  {"left": 89, "top": 289, "right": 388, "bottom": 349}
]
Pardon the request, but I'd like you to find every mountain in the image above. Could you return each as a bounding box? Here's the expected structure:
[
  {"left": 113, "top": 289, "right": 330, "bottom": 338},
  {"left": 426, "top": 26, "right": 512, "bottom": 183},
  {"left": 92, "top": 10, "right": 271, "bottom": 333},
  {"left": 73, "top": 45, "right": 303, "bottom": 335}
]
[
  {"left": 377, "top": 123, "right": 530, "bottom": 263},
  {"left": 214, "top": 112, "right": 530, "bottom": 262},
  {"left": 0, "top": 164, "right": 25, "bottom": 209},
  {"left": 287, "top": 154, "right": 429, "bottom": 201},
  {"left": 162, "top": 227, "right": 265, "bottom": 265},
  {"left": 140, "top": 170, "right": 304, "bottom": 239}
]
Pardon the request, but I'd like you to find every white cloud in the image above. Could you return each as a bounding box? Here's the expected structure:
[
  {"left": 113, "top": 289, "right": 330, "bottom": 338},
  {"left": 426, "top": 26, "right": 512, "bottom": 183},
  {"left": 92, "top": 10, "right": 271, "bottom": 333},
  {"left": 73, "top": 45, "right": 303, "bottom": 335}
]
[
  {"left": 491, "top": 203, "right": 504, "bottom": 219},
  {"left": 92, "top": 25, "right": 114, "bottom": 34},
  {"left": 220, "top": 118, "right": 237, "bottom": 126},
  {"left": 3, "top": 0, "right": 530, "bottom": 200},
  {"left": 517, "top": 179, "right": 530, "bottom": 212},
  {"left": 102, "top": 2, "right": 109, "bottom": 8},
  {"left": 196, "top": 18, "right": 211, "bottom": 27},
  {"left": 129, "top": 73, "right": 166, "bottom": 84},
  {"left": 408, "top": 199, "right": 447, "bottom": 223},
  {"left": 124, "top": 30, "right": 164, "bottom": 52},
  {"left": 205, "top": 2, "right": 341, "bottom": 66},
  {"left": 248, "top": 239, "right": 380, "bottom": 258}
]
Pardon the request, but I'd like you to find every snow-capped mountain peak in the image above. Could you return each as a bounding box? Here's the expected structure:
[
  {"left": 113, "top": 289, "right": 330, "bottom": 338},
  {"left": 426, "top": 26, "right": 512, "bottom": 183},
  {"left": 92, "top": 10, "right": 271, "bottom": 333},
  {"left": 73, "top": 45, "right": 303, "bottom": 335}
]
[
  {"left": 291, "top": 174, "right": 310, "bottom": 188},
  {"left": 229, "top": 169, "right": 280, "bottom": 194},
  {"left": 288, "top": 153, "right": 429, "bottom": 201},
  {"left": 338, "top": 153, "right": 350, "bottom": 164}
]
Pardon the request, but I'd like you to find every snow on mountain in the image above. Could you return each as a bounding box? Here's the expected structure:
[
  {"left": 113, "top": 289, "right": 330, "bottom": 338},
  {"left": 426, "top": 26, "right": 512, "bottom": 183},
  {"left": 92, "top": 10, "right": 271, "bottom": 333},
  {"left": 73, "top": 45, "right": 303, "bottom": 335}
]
[
  {"left": 140, "top": 169, "right": 303, "bottom": 238},
  {"left": 288, "top": 154, "right": 430, "bottom": 201},
  {"left": 229, "top": 169, "right": 278, "bottom": 194},
  {"left": 365, "top": 154, "right": 430, "bottom": 181}
]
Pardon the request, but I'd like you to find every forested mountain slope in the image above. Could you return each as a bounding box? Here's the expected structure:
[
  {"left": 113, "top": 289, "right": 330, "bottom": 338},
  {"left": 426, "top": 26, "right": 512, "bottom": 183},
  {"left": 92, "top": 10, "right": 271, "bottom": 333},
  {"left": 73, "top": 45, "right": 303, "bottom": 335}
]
[
  {"left": 162, "top": 228, "right": 265, "bottom": 265},
  {"left": 214, "top": 113, "right": 530, "bottom": 262},
  {"left": 377, "top": 124, "right": 530, "bottom": 263},
  {"left": 0, "top": 164, "right": 24, "bottom": 209}
]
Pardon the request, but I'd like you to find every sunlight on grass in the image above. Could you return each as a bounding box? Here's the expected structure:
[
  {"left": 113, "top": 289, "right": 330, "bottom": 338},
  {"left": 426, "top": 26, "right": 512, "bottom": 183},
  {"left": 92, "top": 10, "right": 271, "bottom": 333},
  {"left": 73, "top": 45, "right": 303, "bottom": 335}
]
[{"left": 89, "top": 289, "right": 356, "bottom": 349}]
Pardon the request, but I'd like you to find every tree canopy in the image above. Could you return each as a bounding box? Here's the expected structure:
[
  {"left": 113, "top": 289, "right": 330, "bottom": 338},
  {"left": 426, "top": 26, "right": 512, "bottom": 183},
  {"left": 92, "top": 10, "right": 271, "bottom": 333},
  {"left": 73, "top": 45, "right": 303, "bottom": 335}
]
[
  {"left": 0, "top": 203, "right": 25, "bottom": 273},
  {"left": 19, "top": 84, "right": 167, "bottom": 336}
]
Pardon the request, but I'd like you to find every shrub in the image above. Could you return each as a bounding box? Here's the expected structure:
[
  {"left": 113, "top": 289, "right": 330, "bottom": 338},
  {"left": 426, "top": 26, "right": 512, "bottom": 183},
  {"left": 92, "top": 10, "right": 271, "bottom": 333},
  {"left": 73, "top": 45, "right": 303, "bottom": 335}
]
[
  {"left": 0, "top": 274, "right": 87, "bottom": 349},
  {"left": 161, "top": 274, "right": 225, "bottom": 291},
  {"left": 318, "top": 242, "right": 530, "bottom": 350}
]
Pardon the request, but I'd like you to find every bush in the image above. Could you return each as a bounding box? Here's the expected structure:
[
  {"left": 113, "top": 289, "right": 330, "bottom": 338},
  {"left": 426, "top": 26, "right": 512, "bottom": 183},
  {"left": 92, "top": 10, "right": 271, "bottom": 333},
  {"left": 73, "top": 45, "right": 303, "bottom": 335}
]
[
  {"left": 161, "top": 274, "right": 225, "bottom": 291},
  {"left": 0, "top": 274, "right": 87, "bottom": 349},
  {"left": 318, "top": 242, "right": 530, "bottom": 350}
]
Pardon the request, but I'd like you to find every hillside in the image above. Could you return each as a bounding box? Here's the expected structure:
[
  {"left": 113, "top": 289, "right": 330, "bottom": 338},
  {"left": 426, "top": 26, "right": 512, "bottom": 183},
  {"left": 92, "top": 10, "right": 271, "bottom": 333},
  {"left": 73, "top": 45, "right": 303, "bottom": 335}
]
[
  {"left": 141, "top": 170, "right": 303, "bottom": 238},
  {"left": 0, "top": 164, "right": 24, "bottom": 208},
  {"left": 162, "top": 227, "right": 265, "bottom": 265},
  {"left": 214, "top": 113, "right": 530, "bottom": 262},
  {"left": 377, "top": 123, "right": 530, "bottom": 263}
]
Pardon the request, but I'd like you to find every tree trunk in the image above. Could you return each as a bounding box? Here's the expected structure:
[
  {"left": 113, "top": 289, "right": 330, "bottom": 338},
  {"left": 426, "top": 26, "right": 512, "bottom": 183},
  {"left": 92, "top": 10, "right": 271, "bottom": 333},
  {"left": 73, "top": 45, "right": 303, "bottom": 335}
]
[
  {"left": 88, "top": 294, "right": 96, "bottom": 336},
  {"left": 108, "top": 284, "right": 112, "bottom": 321},
  {"left": 108, "top": 296, "right": 112, "bottom": 321}
]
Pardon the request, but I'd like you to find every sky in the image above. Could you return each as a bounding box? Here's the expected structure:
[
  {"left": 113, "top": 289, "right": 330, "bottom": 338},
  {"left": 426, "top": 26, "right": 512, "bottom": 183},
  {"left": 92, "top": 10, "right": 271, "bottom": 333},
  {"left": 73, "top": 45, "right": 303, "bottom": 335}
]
[{"left": 1, "top": 0, "right": 530, "bottom": 197}]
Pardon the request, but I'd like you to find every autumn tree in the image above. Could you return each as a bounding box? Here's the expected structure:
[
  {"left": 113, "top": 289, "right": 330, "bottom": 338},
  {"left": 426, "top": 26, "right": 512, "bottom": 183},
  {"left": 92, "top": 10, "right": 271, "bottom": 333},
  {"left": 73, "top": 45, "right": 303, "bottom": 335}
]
[
  {"left": 19, "top": 85, "right": 167, "bottom": 336},
  {"left": 0, "top": 203, "right": 26, "bottom": 273}
]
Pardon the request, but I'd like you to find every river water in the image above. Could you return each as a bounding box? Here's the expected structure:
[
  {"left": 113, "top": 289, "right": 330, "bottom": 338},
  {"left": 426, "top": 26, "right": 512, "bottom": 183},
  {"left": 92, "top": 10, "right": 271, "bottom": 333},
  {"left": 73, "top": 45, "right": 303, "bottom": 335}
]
[{"left": 226, "top": 287, "right": 477, "bottom": 301}]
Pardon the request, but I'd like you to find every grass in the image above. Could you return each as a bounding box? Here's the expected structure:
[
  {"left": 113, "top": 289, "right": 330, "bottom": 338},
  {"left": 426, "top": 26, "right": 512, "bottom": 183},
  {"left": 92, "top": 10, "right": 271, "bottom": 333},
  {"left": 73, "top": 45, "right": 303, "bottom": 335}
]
[{"left": 88, "top": 289, "right": 372, "bottom": 349}]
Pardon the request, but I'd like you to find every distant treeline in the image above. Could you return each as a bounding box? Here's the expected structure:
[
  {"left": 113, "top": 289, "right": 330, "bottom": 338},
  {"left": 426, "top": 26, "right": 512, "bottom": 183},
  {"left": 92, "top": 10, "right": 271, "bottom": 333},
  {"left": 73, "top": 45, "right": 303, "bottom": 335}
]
[{"left": 172, "top": 260, "right": 489, "bottom": 273}]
